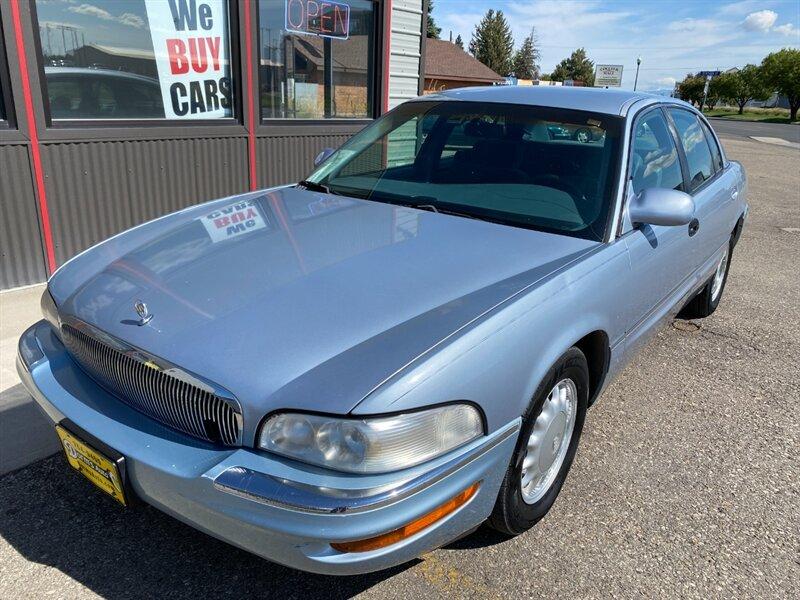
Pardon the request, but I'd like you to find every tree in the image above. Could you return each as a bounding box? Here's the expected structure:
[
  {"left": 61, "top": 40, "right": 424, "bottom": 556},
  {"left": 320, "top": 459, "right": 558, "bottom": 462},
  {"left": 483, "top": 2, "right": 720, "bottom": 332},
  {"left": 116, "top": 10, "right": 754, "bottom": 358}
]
[
  {"left": 761, "top": 48, "right": 800, "bottom": 121},
  {"left": 704, "top": 77, "right": 722, "bottom": 110},
  {"left": 469, "top": 10, "right": 515, "bottom": 77},
  {"left": 551, "top": 48, "right": 595, "bottom": 86},
  {"left": 454, "top": 34, "right": 464, "bottom": 50},
  {"left": 426, "top": 0, "right": 441, "bottom": 39},
  {"left": 511, "top": 29, "right": 540, "bottom": 80},
  {"left": 714, "top": 65, "right": 770, "bottom": 114},
  {"left": 676, "top": 74, "right": 705, "bottom": 107}
]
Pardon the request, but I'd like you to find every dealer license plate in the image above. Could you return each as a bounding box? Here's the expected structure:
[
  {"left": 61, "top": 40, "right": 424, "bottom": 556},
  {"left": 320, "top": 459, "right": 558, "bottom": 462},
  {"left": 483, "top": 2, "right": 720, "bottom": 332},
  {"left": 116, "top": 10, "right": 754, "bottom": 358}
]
[{"left": 55, "top": 425, "right": 127, "bottom": 506}]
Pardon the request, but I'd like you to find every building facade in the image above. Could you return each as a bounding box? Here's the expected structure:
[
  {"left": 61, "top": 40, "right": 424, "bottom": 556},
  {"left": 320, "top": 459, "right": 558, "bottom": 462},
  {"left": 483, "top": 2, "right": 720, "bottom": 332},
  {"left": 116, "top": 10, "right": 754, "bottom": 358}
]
[
  {"left": 423, "top": 38, "right": 503, "bottom": 94},
  {"left": 0, "top": 0, "right": 425, "bottom": 290}
]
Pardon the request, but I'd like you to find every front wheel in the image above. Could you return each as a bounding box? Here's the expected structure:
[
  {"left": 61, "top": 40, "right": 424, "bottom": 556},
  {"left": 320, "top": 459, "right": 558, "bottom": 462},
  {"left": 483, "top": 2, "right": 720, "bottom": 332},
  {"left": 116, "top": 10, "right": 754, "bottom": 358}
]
[{"left": 487, "top": 347, "right": 589, "bottom": 536}]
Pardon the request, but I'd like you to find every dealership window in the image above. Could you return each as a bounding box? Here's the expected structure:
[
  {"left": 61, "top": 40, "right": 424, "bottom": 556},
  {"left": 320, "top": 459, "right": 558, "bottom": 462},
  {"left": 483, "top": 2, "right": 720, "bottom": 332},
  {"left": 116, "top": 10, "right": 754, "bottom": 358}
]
[
  {"left": 33, "top": 0, "right": 235, "bottom": 122},
  {"left": 258, "top": 0, "right": 376, "bottom": 119},
  {"left": 0, "top": 17, "right": 11, "bottom": 124}
]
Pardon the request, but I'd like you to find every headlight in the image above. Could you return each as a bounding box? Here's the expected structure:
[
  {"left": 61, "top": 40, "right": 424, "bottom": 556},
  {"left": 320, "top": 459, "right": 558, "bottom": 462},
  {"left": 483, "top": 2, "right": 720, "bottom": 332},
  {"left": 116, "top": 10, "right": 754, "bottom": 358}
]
[
  {"left": 41, "top": 289, "right": 60, "bottom": 330},
  {"left": 257, "top": 404, "right": 484, "bottom": 474}
]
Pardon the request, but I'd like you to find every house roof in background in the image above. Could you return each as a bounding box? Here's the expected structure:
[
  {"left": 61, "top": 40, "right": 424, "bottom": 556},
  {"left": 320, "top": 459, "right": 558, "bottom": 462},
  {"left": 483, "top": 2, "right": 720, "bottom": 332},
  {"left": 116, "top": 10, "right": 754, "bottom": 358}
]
[{"left": 424, "top": 39, "right": 504, "bottom": 83}]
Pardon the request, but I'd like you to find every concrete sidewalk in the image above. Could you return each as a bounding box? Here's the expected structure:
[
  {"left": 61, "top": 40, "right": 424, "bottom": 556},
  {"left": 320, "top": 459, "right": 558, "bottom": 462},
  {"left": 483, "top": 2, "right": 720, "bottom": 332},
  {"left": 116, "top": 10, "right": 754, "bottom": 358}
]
[{"left": 0, "top": 284, "right": 61, "bottom": 475}]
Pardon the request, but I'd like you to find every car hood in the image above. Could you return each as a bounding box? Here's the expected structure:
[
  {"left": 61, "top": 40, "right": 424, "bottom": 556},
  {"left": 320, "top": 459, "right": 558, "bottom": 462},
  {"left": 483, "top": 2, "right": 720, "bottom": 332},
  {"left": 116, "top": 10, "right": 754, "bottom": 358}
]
[{"left": 51, "top": 187, "right": 598, "bottom": 441}]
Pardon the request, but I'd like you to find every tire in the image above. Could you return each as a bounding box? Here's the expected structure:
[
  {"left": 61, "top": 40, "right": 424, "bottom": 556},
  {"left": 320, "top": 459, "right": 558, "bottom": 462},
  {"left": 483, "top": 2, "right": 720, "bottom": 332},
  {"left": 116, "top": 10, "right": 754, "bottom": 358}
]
[
  {"left": 574, "top": 128, "right": 592, "bottom": 143},
  {"left": 678, "top": 237, "right": 733, "bottom": 319},
  {"left": 487, "top": 347, "right": 589, "bottom": 536}
]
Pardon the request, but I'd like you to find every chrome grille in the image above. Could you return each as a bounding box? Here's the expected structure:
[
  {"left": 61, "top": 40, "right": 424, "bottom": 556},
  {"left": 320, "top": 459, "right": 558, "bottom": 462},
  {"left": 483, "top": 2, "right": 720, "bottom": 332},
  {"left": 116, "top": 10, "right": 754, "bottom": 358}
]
[{"left": 61, "top": 323, "right": 241, "bottom": 446}]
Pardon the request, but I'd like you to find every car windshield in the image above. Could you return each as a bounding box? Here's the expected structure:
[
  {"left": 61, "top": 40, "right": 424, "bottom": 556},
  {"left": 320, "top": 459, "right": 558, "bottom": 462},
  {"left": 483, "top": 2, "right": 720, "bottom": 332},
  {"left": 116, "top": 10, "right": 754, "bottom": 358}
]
[{"left": 305, "top": 100, "right": 623, "bottom": 240}]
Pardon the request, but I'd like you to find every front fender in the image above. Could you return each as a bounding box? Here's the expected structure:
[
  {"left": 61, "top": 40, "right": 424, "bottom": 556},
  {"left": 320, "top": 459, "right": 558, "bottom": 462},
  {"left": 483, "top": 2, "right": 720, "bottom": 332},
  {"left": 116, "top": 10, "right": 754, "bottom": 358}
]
[{"left": 353, "top": 242, "right": 629, "bottom": 432}]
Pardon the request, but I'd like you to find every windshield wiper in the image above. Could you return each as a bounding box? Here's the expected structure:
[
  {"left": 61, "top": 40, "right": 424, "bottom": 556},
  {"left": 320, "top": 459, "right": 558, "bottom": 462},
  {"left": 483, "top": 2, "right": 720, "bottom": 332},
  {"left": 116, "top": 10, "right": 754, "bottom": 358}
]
[{"left": 297, "top": 180, "right": 330, "bottom": 194}]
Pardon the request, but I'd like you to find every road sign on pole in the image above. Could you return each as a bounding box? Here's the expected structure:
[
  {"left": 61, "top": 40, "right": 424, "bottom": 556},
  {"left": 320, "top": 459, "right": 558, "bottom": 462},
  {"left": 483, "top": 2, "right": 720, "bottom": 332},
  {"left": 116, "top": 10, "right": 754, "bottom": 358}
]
[{"left": 595, "top": 64, "right": 624, "bottom": 87}]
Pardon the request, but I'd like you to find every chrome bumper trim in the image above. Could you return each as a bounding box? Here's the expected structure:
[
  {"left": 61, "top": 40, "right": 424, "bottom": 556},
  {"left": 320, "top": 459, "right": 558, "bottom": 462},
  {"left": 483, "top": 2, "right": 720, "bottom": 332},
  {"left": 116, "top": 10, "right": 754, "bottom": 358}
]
[
  {"left": 213, "top": 418, "right": 521, "bottom": 514},
  {"left": 18, "top": 322, "right": 47, "bottom": 371}
]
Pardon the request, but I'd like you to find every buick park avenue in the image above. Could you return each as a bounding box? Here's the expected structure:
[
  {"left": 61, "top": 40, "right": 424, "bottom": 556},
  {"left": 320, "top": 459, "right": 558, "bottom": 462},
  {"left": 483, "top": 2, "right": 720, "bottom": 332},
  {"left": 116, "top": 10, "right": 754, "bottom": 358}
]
[{"left": 19, "top": 87, "right": 747, "bottom": 575}]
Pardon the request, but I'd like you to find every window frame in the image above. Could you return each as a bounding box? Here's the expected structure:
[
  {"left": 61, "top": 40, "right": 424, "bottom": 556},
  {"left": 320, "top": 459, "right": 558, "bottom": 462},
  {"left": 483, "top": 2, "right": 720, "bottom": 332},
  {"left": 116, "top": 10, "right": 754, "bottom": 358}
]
[
  {"left": 664, "top": 106, "right": 724, "bottom": 195},
  {"left": 0, "top": 15, "right": 15, "bottom": 128},
  {"left": 697, "top": 115, "right": 724, "bottom": 173},
  {"left": 29, "top": 0, "right": 243, "bottom": 129},
  {"left": 628, "top": 106, "right": 686, "bottom": 197},
  {"left": 256, "top": 0, "right": 382, "bottom": 125},
  {"left": 617, "top": 104, "right": 687, "bottom": 238}
]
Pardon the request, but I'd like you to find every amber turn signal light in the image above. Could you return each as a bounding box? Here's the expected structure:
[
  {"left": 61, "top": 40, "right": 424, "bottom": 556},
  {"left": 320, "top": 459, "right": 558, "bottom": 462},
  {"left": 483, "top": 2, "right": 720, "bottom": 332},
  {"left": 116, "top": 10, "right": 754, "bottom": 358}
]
[{"left": 330, "top": 481, "right": 481, "bottom": 553}]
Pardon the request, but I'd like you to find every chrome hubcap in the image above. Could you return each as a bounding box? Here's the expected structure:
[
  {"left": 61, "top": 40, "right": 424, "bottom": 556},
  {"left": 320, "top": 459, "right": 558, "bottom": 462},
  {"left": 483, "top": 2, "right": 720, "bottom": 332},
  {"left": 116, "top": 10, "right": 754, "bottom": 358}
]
[
  {"left": 520, "top": 378, "right": 577, "bottom": 504},
  {"left": 711, "top": 248, "right": 729, "bottom": 302}
]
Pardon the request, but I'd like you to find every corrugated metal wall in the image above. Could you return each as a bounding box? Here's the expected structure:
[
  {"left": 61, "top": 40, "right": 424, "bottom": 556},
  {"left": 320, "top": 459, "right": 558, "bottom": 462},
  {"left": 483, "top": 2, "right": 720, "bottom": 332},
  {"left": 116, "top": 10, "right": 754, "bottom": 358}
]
[
  {"left": 388, "top": 0, "right": 423, "bottom": 109},
  {"left": 40, "top": 137, "right": 250, "bottom": 264},
  {"left": 256, "top": 131, "right": 357, "bottom": 187},
  {"left": 0, "top": 144, "right": 47, "bottom": 288}
]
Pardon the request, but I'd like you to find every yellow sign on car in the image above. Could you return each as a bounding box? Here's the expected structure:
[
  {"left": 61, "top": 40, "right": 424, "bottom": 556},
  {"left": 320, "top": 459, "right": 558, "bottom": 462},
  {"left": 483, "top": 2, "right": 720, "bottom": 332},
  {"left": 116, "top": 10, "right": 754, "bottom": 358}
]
[{"left": 56, "top": 425, "right": 127, "bottom": 506}]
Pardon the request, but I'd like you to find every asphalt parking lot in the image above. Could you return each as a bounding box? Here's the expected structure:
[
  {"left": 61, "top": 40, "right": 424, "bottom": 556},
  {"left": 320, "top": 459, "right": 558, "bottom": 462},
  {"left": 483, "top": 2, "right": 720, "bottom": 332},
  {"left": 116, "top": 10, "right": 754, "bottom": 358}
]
[
  {"left": 0, "top": 131, "right": 798, "bottom": 599},
  {"left": 708, "top": 117, "right": 800, "bottom": 145}
]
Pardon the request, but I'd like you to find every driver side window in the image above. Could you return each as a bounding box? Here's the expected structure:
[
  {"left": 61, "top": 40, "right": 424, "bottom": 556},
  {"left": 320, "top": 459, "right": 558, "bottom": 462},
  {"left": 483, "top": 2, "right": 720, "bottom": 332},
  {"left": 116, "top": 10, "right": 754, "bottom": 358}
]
[{"left": 631, "top": 111, "right": 684, "bottom": 195}]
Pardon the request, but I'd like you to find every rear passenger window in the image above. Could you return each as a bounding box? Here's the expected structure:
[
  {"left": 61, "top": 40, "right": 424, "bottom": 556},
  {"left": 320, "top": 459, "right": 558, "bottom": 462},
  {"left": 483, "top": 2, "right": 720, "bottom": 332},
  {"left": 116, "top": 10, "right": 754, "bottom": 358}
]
[
  {"left": 699, "top": 119, "right": 724, "bottom": 172},
  {"left": 668, "top": 109, "right": 715, "bottom": 191},
  {"left": 630, "top": 110, "right": 684, "bottom": 195}
]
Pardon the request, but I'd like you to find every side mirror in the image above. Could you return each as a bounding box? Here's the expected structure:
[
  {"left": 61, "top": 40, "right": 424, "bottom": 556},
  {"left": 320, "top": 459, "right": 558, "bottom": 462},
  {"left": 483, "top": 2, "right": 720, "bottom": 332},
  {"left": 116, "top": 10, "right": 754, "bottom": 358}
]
[
  {"left": 314, "top": 147, "right": 336, "bottom": 167},
  {"left": 628, "top": 187, "right": 695, "bottom": 227}
]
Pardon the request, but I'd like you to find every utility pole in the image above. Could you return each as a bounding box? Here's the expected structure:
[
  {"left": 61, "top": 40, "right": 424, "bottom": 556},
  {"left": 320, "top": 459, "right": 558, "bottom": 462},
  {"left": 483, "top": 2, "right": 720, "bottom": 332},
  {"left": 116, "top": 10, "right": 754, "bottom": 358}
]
[{"left": 633, "top": 56, "right": 641, "bottom": 91}]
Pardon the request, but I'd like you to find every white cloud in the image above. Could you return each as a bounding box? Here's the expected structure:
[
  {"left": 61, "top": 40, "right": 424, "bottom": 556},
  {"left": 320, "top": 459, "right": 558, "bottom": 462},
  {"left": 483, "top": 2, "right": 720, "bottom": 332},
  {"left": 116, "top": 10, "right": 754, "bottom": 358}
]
[
  {"left": 655, "top": 17, "right": 736, "bottom": 51},
  {"left": 741, "top": 10, "right": 778, "bottom": 32},
  {"left": 656, "top": 76, "right": 677, "bottom": 87},
  {"left": 117, "top": 13, "right": 145, "bottom": 28},
  {"left": 773, "top": 23, "right": 797, "bottom": 36},
  {"left": 68, "top": 3, "right": 113, "bottom": 19},
  {"left": 667, "top": 18, "right": 722, "bottom": 33},
  {"left": 68, "top": 3, "right": 144, "bottom": 28},
  {"left": 718, "top": 1, "right": 767, "bottom": 16},
  {"left": 39, "top": 20, "right": 83, "bottom": 30}
]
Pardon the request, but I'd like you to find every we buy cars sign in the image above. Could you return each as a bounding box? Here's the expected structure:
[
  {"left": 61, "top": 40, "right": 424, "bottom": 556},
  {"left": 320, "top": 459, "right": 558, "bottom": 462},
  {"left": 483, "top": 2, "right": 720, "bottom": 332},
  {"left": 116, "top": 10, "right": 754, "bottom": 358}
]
[
  {"left": 199, "top": 199, "right": 268, "bottom": 243},
  {"left": 145, "top": 0, "right": 232, "bottom": 119}
]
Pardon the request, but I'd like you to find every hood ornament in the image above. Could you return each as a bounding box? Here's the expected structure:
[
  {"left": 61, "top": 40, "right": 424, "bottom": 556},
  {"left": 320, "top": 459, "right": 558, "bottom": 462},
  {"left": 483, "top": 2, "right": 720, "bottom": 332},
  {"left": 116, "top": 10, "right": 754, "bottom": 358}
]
[{"left": 134, "top": 299, "right": 153, "bottom": 326}]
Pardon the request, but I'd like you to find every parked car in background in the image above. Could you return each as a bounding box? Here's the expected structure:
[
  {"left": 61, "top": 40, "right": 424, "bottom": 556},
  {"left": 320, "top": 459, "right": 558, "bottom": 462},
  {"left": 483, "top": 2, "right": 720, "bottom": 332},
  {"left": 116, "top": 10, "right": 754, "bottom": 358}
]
[
  {"left": 44, "top": 67, "right": 164, "bottom": 120},
  {"left": 19, "top": 86, "right": 747, "bottom": 575}
]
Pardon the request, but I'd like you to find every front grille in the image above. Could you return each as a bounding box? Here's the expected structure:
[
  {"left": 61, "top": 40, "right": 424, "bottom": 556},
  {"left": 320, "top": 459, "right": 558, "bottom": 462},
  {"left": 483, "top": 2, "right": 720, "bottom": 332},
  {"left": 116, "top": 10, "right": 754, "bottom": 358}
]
[{"left": 62, "top": 323, "right": 240, "bottom": 446}]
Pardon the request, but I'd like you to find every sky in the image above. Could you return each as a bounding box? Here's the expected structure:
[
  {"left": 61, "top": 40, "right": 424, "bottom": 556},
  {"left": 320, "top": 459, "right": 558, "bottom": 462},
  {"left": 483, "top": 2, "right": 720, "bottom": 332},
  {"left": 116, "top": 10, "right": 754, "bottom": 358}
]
[{"left": 432, "top": 0, "right": 800, "bottom": 91}]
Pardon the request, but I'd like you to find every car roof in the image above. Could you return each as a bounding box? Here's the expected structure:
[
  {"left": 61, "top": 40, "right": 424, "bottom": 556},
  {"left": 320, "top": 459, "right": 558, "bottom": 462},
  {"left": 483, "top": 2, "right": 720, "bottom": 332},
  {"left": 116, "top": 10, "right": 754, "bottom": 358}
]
[
  {"left": 414, "top": 85, "right": 691, "bottom": 117},
  {"left": 43, "top": 67, "right": 159, "bottom": 84}
]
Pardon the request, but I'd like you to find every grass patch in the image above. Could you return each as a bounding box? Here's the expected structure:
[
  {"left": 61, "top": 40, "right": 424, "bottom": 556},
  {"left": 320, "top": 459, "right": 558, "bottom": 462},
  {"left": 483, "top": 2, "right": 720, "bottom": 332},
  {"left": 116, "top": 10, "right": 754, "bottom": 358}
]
[{"left": 702, "top": 107, "right": 794, "bottom": 124}]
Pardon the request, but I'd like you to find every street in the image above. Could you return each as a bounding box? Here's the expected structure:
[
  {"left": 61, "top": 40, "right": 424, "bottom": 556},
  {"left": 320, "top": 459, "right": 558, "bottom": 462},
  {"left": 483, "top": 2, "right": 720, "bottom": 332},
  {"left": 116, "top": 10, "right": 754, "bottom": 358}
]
[
  {"left": 707, "top": 117, "right": 800, "bottom": 144},
  {"left": 0, "top": 131, "right": 798, "bottom": 599}
]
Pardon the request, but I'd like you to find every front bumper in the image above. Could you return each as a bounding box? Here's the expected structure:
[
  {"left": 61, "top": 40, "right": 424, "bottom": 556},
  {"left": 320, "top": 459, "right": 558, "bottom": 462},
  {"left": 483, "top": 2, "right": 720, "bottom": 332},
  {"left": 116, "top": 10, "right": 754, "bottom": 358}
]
[{"left": 17, "top": 321, "right": 519, "bottom": 575}]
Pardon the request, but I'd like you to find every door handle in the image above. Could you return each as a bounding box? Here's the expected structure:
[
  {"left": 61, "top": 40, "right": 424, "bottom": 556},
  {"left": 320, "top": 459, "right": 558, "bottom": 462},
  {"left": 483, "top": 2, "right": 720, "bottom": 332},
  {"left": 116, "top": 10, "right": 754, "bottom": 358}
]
[{"left": 688, "top": 218, "right": 700, "bottom": 237}]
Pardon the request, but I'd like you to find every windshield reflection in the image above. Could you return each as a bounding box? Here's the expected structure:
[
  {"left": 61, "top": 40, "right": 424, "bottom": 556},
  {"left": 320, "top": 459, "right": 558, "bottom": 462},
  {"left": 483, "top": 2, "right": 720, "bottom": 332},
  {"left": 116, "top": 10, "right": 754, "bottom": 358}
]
[{"left": 306, "top": 100, "right": 623, "bottom": 241}]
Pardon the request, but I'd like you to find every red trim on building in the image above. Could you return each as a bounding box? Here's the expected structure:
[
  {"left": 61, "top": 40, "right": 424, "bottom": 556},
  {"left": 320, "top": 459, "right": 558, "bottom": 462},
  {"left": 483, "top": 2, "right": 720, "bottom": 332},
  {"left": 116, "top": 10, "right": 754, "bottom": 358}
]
[
  {"left": 266, "top": 192, "right": 308, "bottom": 274},
  {"left": 382, "top": 0, "right": 392, "bottom": 113},
  {"left": 244, "top": 0, "right": 258, "bottom": 191},
  {"left": 10, "top": 0, "right": 57, "bottom": 274}
]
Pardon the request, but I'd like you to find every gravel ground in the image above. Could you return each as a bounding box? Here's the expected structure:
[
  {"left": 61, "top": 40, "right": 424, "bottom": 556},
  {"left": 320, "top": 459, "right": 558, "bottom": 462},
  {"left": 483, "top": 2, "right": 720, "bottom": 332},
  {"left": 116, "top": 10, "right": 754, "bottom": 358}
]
[{"left": 0, "top": 135, "right": 798, "bottom": 600}]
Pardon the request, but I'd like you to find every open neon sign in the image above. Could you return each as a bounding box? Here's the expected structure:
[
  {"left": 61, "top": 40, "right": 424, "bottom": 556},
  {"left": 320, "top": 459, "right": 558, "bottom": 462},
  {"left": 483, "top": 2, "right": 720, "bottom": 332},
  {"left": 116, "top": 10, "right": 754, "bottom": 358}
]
[{"left": 285, "top": 0, "right": 350, "bottom": 40}]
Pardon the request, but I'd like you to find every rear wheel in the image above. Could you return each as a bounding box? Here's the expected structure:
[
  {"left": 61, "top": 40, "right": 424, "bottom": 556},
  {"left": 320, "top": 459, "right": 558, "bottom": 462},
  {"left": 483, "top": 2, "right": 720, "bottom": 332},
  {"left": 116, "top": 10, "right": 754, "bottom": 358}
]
[
  {"left": 487, "top": 347, "right": 589, "bottom": 535},
  {"left": 679, "top": 238, "right": 732, "bottom": 319}
]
